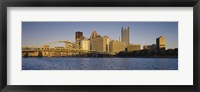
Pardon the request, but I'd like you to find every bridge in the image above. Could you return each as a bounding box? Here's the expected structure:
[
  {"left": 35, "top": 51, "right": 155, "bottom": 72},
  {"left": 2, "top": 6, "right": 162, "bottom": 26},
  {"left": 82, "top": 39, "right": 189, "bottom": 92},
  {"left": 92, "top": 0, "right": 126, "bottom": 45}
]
[
  {"left": 22, "top": 40, "right": 112, "bottom": 57},
  {"left": 22, "top": 40, "right": 87, "bottom": 57}
]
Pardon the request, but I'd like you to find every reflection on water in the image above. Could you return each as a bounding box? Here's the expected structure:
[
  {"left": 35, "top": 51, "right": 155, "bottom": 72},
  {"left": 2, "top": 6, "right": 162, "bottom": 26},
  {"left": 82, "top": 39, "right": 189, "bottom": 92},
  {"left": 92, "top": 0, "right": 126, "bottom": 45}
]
[{"left": 22, "top": 57, "right": 178, "bottom": 70}]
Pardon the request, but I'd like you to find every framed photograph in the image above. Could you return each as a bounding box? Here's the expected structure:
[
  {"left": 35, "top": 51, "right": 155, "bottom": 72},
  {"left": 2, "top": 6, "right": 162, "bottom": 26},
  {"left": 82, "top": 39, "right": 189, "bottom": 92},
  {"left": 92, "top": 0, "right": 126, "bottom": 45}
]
[{"left": 0, "top": 0, "right": 200, "bottom": 92}]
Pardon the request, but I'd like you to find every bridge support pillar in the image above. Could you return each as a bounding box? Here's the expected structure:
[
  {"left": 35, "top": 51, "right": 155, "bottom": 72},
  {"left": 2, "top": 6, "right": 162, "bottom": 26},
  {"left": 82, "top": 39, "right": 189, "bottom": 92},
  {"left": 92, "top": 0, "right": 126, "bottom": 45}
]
[
  {"left": 24, "top": 52, "right": 29, "bottom": 58},
  {"left": 38, "top": 51, "right": 43, "bottom": 57}
]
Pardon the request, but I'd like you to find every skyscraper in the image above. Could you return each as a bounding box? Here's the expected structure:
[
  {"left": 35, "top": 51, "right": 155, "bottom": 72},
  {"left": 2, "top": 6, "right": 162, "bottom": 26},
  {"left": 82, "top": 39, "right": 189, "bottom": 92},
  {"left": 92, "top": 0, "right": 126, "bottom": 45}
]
[
  {"left": 109, "top": 40, "right": 125, "bottom": 54},
  {"left": 90, "top": 36, "right": 110, "bottom": 53},
  {"left": 121, "top": 27, "right": 130, "bottom": 45},
  {"left": 80, "top": 39, "right": 90, "bottom": 51},
  {"left": 156, "top": 36, "right": 166, "bottom": 50},
  {"left": 75, "top": 31, "right": 83, "bottom": 42},
  {"left": 90, "top": 31, "right": 98, "bottom": 39}
]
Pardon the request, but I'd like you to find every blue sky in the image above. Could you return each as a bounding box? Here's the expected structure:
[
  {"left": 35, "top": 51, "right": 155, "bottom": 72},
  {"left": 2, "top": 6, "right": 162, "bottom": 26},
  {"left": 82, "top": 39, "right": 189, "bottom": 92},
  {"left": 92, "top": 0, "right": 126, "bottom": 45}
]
[{"left": 22, "top": 22, "right": 178, "bottom": 49}]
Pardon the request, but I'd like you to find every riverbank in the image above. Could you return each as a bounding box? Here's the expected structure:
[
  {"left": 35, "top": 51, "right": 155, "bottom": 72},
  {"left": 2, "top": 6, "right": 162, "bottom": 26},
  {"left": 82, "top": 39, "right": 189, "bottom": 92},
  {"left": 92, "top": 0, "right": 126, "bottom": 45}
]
[{"left": 23, "top": 56, "right": 178, "bottom": 58}]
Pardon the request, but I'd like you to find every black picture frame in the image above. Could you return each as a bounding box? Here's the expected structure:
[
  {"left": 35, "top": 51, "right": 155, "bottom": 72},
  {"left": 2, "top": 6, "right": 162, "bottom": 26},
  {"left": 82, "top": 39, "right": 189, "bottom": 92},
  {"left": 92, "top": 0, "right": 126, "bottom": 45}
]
[{"left": 0, "top": 0, "right": 200, "bottom": 92}]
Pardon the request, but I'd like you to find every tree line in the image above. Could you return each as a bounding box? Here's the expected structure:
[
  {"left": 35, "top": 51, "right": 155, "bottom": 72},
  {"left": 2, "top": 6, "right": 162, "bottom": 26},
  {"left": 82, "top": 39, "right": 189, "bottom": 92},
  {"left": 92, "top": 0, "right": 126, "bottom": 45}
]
[{"left": 116, "top": 48, "right": 178, "bottom": 58}]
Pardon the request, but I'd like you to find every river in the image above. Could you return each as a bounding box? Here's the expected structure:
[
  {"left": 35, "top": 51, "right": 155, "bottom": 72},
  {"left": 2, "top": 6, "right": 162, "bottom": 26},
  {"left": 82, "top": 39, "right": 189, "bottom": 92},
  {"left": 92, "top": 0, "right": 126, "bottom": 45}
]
[{"left": 22, "top": 57, "right": 178, "bottom": 70}]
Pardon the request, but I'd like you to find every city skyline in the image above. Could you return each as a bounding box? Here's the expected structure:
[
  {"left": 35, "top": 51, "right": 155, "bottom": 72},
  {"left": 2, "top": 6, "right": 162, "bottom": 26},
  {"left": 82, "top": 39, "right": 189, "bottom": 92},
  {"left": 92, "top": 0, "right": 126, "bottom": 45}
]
[{"left": 22, "top": 22, "right": 178, "bottom": 49}]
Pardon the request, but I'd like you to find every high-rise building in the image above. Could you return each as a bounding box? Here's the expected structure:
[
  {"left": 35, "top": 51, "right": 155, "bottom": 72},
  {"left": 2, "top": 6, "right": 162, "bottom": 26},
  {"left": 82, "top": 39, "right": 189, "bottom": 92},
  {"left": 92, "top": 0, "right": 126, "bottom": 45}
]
[
  {"left": 156, "top": 36, "right": 166, "bottom": 50},
  {"left": 75, "top": 31, "right": 83, "bottom": 42},
  {"left": 121, "top": 27, "right": 130, "bottom": 45},
  {"left": 90, "top": 31, "right": 98, "bottom": 39},
  {"left": 80, "top": 39, "right": 90, "bottom": 51},
  {"left": 90, "top": 36, "right": 110, "bottom": 53},
  {"left": 109, "top": 40, "right": 126, "bottom": 54}
]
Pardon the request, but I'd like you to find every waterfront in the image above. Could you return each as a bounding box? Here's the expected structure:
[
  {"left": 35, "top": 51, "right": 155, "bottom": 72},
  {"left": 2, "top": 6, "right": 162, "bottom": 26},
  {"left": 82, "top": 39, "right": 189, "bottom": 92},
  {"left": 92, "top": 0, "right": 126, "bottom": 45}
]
[{"left": 22, "top": 57, "right": 178, "bottom": 70}]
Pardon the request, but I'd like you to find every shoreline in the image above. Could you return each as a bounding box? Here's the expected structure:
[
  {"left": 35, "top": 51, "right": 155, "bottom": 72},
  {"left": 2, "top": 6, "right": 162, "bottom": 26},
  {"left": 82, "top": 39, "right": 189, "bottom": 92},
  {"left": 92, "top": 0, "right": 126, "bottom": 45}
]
[{"left": 22, "top": 56, "right": 178, "bottom": 58}]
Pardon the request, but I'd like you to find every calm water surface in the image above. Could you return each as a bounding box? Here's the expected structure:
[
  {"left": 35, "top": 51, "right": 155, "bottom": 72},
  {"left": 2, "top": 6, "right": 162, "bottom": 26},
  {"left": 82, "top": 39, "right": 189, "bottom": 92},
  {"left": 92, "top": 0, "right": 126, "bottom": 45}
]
[{"left": 22, "top": 57, "right": 178, "bottom": 70}]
